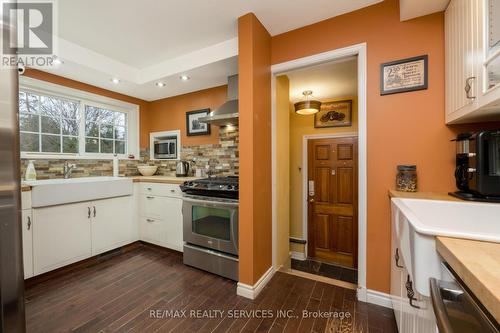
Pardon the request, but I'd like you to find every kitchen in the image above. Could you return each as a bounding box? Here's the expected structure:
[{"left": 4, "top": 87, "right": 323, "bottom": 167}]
[{"left": 1, "top": 0, "right": 500, "bottom": 332}]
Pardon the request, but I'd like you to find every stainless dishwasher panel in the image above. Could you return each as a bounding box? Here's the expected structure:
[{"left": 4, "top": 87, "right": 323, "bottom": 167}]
[{"left": 430, "top": 264, "right": 499, "bottom": 333}]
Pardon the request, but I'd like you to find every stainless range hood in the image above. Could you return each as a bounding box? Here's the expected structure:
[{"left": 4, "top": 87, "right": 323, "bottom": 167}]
[{"left": 199, "top": 74, "right": 238, "bottom": 126}]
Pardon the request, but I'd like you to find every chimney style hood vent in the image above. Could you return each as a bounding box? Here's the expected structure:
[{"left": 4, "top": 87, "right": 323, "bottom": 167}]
[{"left": 199, "top": 75, "right": 238, "bottom": 126}]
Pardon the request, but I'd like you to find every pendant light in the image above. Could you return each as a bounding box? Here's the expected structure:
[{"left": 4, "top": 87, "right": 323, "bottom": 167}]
[{"left": 294, "top": 90, "right": 321, "bottom": 115}]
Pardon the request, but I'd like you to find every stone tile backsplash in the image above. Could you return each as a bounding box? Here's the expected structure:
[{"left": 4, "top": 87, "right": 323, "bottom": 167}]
[{"left": 20, "top": 127, "right": 239, "bottom": 179}]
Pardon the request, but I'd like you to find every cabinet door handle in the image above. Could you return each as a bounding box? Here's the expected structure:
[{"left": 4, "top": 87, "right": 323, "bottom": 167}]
[
  {"left": 465, "top": 77, "right": 476, "bottom": 99},
  {"left": 93, "top": 206, "right": 96, "bottom": 217},
  {"left": 27, "top": 216, "right": 31, "bottom": 230},
  {"left": 406, "top": 274, "right": 421, "bottom": 309},
  {"left": 146, "top": 218, "right": 155, "bottom": 223},
  {"left": 170, "top": 189, "right": 175, "bottom": 193},
  {"left": 87, "top": 207, "right": 91, "bottom": 219},
  {"left": 146, "top": 196, "right": 154, "bottom": 199},
  {"left": 395, "top": 248, "right": 404, "bottom": 268},
  {"left": 147, "top": 187, "right": 152, "bottom": 191}
]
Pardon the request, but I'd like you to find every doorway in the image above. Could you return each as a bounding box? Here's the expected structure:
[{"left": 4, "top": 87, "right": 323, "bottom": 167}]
[{"left": 271, "top": 43, "right": 367, "bottom": 298}]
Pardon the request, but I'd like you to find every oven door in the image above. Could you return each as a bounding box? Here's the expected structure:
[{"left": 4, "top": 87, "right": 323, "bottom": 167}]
[{"left": 182, "top": 196, "right": 238, "bottom": 256}]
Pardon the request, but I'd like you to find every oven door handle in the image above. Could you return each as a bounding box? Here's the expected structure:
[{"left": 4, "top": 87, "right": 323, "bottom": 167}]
[
  {"left": 182, "top": 196, "right": 238, "bottom": 208},
  {"left": 430, "top": 278, "right": 454, "bottom": 333}
]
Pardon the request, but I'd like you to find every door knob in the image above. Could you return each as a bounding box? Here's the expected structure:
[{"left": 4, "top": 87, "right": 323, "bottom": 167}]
[{"left": 309, "top": 198, "right": 315, "bottom": 203}]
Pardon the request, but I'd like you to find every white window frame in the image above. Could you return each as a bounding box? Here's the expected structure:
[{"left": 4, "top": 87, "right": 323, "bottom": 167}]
[{"left": 20, "top": 77, "right": 140, "bottom": 160}]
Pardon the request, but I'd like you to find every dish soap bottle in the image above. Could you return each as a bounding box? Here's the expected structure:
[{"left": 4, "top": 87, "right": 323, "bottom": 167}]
[{"left": 25, "top": 160, "right": 37, "bottom": 181}]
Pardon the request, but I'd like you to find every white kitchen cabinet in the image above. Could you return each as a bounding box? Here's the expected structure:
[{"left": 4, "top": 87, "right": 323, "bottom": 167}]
[
  {"left": 139, "top": 217, "right": 165, "bottom": 246},
  {"left": 32, "top": 202, "right": 92, "bottom": 275},
  {"left": 139, "top": 183, "right": 183, "bottom": 252},
  {"left": 21, "top": 209, "right": 33, "bottom": 279},
  {"left": 446, "top": 0, "right": 500, "bottom": 123},
  {"left": 163, "top": 197, "right": 183, "bottom": 251},
  {"left": 91, "top": 196, "right": 137, "bottom": 255}
]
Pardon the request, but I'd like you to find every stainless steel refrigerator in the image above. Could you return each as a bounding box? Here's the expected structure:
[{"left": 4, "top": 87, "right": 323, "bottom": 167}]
[{"left": 0, "top": 11, "right": 27, "bottom": 333}]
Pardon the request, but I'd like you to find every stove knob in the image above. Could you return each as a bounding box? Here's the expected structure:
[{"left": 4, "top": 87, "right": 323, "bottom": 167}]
[{"left": 227, "top": 185, "right": 233, "bottom": 190}]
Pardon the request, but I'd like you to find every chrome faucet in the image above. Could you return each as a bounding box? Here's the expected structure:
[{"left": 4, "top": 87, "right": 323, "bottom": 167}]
[{"left": 63, "top": 161, "right": 76, "bottom": 179}]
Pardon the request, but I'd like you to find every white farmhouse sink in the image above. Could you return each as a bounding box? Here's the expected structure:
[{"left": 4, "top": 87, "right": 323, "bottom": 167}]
[
  {"left": 391, "top": 198, "right": 500, "bottom": 296},
  {"left": 25, "top": 177, "right": 133, "bottom": 208}
]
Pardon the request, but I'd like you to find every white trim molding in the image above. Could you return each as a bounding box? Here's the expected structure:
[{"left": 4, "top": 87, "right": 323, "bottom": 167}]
[
  {"left": 358, "top": 288, "right": 393, "bottom": 309},
  {"left": 237, "top": 266, "right": 275, "bottom": 300},
  {"left": 290, "top": 251, "right": 307, "bottom": 261},
  {"left": 271, "top": 42, "right": 368, "bottom": 302}
]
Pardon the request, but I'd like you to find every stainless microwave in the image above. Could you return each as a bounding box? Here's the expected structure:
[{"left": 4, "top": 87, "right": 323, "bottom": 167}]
[{"left": 154, "top": 138, "right": 177, "bottom": 159}]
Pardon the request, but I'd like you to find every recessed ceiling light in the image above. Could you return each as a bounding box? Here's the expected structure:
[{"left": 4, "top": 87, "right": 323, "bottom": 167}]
[
  {"left": 111, "top": 78, "right": 120, "bottom": 84},
  {"left": 155, "top": 82, "right": 166, "bottom": 87},
  {"left": 180, "top": 75, "right": 190, "bottom": 81}
]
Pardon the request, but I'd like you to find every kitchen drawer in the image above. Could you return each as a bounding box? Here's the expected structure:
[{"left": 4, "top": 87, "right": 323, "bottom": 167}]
[
  {"left": 140, "top": 183, "right": 182, "bottom": 198},
  {"left": 139, "top": 217, "right": 165, "bottom": 247},
  {"left": 140, "top": 195, "right": 167, "bottom": 219}
]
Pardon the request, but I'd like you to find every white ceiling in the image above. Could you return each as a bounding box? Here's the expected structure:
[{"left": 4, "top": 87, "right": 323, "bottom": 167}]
[
  {"left": 33, "top": 0, "right": 382, "bottom": 101},
  {"left": 284, "top": 57, "right": 358, "bottom": 103},
  {"left": 399, "top": 0, "right": 449, "bottom": 21},
  {"left": 58, "top": 0, "right": 382, "bottom": 68}
]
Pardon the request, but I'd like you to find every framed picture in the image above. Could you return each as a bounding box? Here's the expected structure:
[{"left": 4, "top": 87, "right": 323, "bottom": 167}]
[
  {"left": 380, "top": 55, "right": 428, "bottom": 95},
  {"left": 314, "top": 100, "right": 352, "bottom": 128},
  {"left": 186, "top": 109, "right": 211, "bottom": 136}
]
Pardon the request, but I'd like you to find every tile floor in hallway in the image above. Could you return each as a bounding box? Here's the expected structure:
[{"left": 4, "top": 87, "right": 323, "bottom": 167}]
[
  {"left": 25, "top": 244, "right": 396, "bottom": 332},
  {"left": 291, "top": 259, "right": 358, "bottom": 285}
]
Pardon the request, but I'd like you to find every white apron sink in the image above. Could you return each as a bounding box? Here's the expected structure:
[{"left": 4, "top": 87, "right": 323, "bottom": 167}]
[
  {"left": 25, "top": 177, "right": 133, "bottom": 208},
  {"left": 391, "top": 198, "right": 500, "bottom": 296}
]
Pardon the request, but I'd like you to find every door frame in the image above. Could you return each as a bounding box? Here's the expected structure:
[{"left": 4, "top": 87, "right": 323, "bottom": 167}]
[
  {"left": 303, "top": 133, "right": 358, "bottom": 261},
  {"left": 271, "top": 43, "right": 368, "bottom": 301}
]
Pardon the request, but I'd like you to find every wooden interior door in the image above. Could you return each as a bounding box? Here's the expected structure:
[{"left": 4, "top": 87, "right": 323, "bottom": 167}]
[{"left": 307, "top": 137, "right": 358, "bottom": 268}]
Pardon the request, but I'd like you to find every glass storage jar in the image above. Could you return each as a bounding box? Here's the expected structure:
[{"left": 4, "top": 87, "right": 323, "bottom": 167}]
[{"left": 396, "top": 165, "right": 417, "bottom": 192}]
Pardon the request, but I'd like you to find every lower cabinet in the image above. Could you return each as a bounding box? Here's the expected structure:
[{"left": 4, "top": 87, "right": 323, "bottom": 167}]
[
  {"left": 91, "top": 196, "right": 137, "bottom": 255},
  {"left": 32, "top": 202, "right": 92, "bottom": 275},
  {"left": 21, "top": 209, "right": 33, "bottom": 279},
  {"left": 139, "top": 184, "right": 183, "bottom": 252},
  {"left": 23, "top": 182, "right": 183, "bottom": 278},
  {"left": 32, "top": 196, "right": 136, "bottom": 276}
]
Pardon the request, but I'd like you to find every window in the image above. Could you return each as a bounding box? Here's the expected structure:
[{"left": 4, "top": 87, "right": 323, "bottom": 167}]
[
  {"left": 19, "top": 91, "right": 80, "bottom": 153},
  {"left": 84, "top": 105, "right": 127, "bottom": 154},
  {"left": 19, "top": 86, "right": 136, "bottom": 158}
]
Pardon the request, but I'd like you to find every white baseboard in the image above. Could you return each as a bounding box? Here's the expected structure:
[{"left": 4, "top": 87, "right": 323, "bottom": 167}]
[
  {"left": 357, "top": 287, "right": 392, "bottom": 309},
  {"left": 237, "top": 266, "right": 275, "bottom": 300},
  {"left": 290, "top": 251, "right": 306, "bottom": 261}
]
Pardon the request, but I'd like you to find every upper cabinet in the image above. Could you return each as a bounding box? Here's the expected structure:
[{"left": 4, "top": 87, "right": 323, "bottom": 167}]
[{"left": 446, "top": 0, "right": 500, "bottom": 123}]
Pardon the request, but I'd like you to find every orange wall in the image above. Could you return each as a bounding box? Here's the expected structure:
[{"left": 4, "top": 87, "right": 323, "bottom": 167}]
[
  {"left": 146, "top": 85, "right": 227, "bottom": 147},
  {"left": 24, "top": 69, "right": 151, "bottom": 149},
  {"left": 238, "top": 13, "right": 272, "bottom": 285},
  {"left": 271, "top": 0, "right": 499, "bottom": 293}
]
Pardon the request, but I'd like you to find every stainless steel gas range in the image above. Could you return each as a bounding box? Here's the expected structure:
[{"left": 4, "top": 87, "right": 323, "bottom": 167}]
[{"left": 180, "top": 176, "right": 238, "bottom": 280}]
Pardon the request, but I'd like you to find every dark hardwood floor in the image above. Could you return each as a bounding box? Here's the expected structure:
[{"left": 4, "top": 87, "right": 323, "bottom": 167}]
[{"left": 25, "top": 245, "right": 397, "bottom": 332}]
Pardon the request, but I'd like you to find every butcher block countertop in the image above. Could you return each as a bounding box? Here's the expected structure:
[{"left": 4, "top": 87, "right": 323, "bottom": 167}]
[
  {"left": 131, "top": 176, "right": 200, "bottom": 185},
  {"left": 436, "top": 237, "right": 500, "bottom": 323},
  {"left": 388, "top": 189, "right": 462, "bottom": 201}
]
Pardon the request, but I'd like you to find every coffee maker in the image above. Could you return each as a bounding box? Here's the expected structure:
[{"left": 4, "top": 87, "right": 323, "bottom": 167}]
[{"left": 451, "top": 130, "right": 500, "bottom": 202}]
